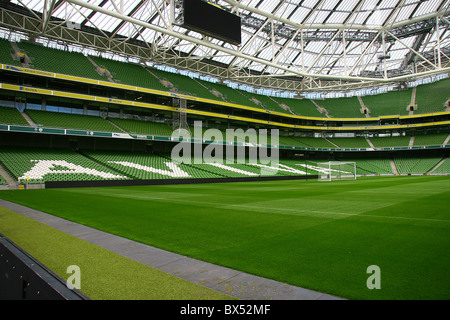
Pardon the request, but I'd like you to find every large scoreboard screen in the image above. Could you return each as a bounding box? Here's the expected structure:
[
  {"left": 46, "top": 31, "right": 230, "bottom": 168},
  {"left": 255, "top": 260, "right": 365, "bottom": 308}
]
[{"left": 181, "top": 0, "right": 241, "bottom": 45}]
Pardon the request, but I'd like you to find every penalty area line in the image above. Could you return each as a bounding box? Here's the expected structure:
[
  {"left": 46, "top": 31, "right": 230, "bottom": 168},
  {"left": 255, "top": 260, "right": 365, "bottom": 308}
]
[{"left": 226, "top": 204, "right": 450, "bottom": 223}]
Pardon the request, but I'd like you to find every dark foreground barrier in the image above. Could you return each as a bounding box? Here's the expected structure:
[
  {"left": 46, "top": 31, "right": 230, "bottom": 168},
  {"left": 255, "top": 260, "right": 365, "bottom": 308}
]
[
  {"left": 0, "top": 234, "right": 89, "bottom": 300},
  {"left": 45, "top": 174, "right": 318, "bottom": 189}
]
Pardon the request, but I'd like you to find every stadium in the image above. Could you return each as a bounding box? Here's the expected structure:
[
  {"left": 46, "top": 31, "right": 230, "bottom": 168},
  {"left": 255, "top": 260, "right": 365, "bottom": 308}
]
[{"left": 0, "top": 0, "right": 449, "bottom": 304}]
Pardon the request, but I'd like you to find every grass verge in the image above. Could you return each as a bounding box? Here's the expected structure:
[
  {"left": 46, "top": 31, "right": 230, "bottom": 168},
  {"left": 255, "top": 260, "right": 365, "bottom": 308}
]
[{"left": 0, "top": 206, "right": 232, "bottom": 300}]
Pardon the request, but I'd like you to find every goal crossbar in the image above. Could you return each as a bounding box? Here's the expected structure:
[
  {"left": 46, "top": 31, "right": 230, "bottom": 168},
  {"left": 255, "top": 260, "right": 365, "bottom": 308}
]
[{"left": 314, "top": 161, "right": 357, "bottom": 181}]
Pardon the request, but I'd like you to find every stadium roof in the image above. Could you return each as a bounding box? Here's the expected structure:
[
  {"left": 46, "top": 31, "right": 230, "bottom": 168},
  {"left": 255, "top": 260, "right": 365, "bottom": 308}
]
[{"left": 1, "top": 0, "right": 450, "bottom": 91}]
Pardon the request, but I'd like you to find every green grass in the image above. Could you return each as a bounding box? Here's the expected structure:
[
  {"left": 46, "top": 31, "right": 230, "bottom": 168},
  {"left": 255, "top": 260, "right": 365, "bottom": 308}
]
[{"left": 0, "top": 175, "right": 449, "bottom": 300}]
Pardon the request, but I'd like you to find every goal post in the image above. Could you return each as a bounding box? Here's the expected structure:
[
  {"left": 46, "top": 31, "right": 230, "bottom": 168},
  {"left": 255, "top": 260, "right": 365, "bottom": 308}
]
[{"left": 314, "top": 161, "right": 357, "bottom": 181}]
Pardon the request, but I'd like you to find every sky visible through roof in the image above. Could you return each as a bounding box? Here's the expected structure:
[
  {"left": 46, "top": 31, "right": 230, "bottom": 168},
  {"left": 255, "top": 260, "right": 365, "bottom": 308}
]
[{"left": 5, "top": 0, "right": 450, "bottom": 92}]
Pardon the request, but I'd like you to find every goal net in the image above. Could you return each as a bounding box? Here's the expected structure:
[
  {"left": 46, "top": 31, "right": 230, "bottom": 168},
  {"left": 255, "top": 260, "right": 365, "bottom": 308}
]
[{"left": 313, "top": 161, "right": 357, "bottom": 181}]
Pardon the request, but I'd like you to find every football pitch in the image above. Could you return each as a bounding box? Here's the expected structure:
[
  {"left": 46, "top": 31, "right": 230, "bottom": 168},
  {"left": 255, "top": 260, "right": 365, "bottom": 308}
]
[{"left": 0, "top": 175, "right": 449, "bottom": 300}]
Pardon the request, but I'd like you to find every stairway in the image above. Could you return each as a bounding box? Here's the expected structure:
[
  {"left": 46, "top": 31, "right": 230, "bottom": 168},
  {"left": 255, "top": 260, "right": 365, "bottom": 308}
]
[
  {"left": 0, "top": 163, "right": 18, "bottom": 190},
  {"left": 311, "top": 100, "right": 330, "bottom": 117},
  {"left": 325, "top": 138, "right": 340, "bottom": 148},
  {"left": 106, "top": 118, "right": 127, "bottom": 133},
  {"left": 358, "top": 96, "right": 371, "bottom": 118},
  {"left": 87, "top": 55, "right": 114, "bottom": 81},
  {"left": 145, "top": 68, "right": 175, "bottom": 90},
  {"left": 10, "top": 41, "right": 32, "bottom": 67},
  {"left": 409, "top": 136, "right": 415, "bottom": 148},
  {"left": 409, "top": 87, "right": 417, "bottom": 115},
  {"left": 390, "top": 159, "right": 399, "bottom": 175},
  {"left": 20, "top": 111, "right": 36, "bottom": 126},
  {"left": 443, "top": 134, "right": 450, "bottom": 146},
  {"left": 269, "top": 96, "right": 296, "bottom": 115},
  {"left": 429, "top": 156, "right": 447, "bottom": 174},
  {"left": 193, "top": 78, "right": 226, "bottom": 101},
  {"left": 365, "top": 137, "right": 375, "bottom": 148}
]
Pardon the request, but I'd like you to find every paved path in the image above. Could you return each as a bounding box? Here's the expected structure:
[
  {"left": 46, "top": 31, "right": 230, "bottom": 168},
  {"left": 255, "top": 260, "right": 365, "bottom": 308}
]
[{"left": 0, "top": 199, "right": 343, "bottom": 300}]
